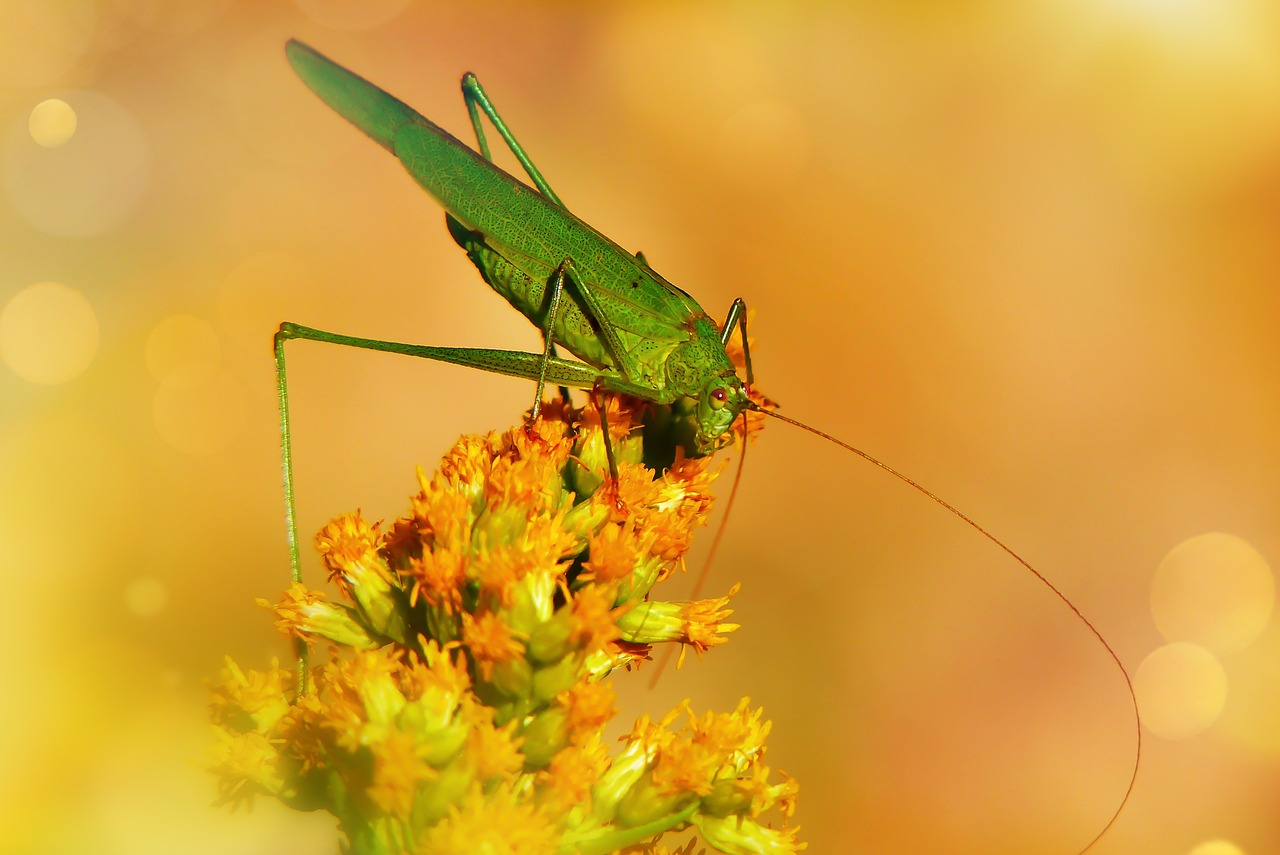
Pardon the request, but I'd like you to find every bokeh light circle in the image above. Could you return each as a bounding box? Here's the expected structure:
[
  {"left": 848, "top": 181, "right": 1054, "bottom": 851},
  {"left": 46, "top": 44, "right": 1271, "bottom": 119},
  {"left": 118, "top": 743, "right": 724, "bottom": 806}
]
[
  {"left": 0, "top": 281, "right": 99, "bottom": 384},
  {"left": 4, "top": 90, "right": 150, "bottom": 238},
  {"left": 1134, "top": 642, "right": 1228, "bottom": 740},
  {"left": 1152, "top": 533, "right": 1274, "bottom": 654},
  {"left": 29, "top": 99, "right": 77, "bottom": 148},
  {"left": 144, "top": 314, "right": 220, "bottom": 388}
]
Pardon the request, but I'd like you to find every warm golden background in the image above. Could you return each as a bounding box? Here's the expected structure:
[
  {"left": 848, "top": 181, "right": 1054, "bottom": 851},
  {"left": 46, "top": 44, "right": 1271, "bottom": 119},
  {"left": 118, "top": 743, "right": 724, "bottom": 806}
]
[{"left": 3, "top": 1, "right": 1278, "bottom": 853}]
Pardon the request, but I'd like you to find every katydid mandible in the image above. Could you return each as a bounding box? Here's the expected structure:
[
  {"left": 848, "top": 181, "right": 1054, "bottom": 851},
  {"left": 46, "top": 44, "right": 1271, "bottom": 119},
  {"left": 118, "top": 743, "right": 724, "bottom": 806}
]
[{"left": 275, "top": 40, "right": 1138, "bottom": 854}]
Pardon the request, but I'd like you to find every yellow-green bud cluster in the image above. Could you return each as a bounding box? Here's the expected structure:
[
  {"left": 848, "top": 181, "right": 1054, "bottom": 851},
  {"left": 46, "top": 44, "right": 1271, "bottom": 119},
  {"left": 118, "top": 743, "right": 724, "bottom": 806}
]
[{"left": 210, "top": 398, "right": 801, "bottom": 854}]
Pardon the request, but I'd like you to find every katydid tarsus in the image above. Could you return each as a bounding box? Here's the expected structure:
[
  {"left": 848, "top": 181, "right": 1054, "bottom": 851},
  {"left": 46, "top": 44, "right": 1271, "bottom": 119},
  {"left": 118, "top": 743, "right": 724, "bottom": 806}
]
[{"left": 276, "top": 40, "right": 1138, "bottom": 852}]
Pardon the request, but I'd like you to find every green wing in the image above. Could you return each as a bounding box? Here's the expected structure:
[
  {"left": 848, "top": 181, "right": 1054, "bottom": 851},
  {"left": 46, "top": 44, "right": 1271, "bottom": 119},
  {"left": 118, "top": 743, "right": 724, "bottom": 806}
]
[
  {"left": 286, "top": 40, "right": 710, "bottom": 364},
  {"left": 286, "top": 39, "right": 434, "bottom": 155}
]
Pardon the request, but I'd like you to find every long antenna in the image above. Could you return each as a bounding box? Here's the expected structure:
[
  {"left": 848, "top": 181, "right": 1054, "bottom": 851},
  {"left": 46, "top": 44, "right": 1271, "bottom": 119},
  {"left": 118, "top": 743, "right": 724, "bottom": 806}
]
[
  {"left": 646, "top": 428, "right": 750, "bottom": 689},
  {"left": 753, "top": 403, "right": 1140, "bottom": 855},
  {"left": 691, "top": 434, "right": 748, "bottom": 602}
]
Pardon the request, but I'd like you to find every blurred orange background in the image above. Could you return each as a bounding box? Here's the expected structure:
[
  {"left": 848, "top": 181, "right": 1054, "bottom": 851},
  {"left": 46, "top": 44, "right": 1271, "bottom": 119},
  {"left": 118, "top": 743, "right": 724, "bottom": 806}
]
[{"left": 2, "top": 2, "right": 1278, "bottom": 853}]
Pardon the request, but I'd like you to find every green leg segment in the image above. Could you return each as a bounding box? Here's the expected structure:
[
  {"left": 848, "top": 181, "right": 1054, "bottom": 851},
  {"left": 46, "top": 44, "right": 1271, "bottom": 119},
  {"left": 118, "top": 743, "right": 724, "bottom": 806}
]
[
  {"left": 460, "top": 72, "right": 564, "bottom": 207},
  {"left": 719, "top": 297, "right": 755, "bottom": 387},
  {"left": 273, "top": 328, "right": 309, "bottom": 696},
  {"left": 461, "top": 71, "right": 574, "bottom": 402},
  {"left": 591, "top": 380, "right": 620, "bottom": 483},
  {"left": 530, "top": 259, "right": 572, "bottom": 422},
  {"left": 273, "top": 321, "right": 612, "bottom": 694}
]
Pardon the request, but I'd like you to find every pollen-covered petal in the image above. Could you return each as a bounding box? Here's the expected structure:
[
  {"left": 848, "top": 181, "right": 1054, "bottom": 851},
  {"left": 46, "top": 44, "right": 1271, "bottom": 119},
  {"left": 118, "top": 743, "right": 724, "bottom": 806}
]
[
  {"left": 344, "top": 648, "right": 410, "bottom": 727},
  {"left": 487, "top": 428, "right": 575, "bottom": 513},
  {"left": 582, "top": 522, "right": 641, "bottom": 584},
  {"left": 560, "top": 680, "right": 618, "bottom": 740},
  {"left": 405, "top": 641, "right": 474, "bottom": 709},
  {"left": 461, "top": 611, "right": 526, "bottom": 679},
  {"left": 416, "top": 782, "right": 561, "bottom": 855},
  {"left": 315, "top": 511, "right": 383, "bottom": 579},
  {"left": 611, "top": 462, "right": 663, "bottom": 514},
  {"left": 209, "top": 656, "right": 292, "bottom": 732},
  {"left": 404, "top": 547, "right": 467, "bottom": 610},
  {"left": 691, "top": 697, "right": 771, "bottom": 766},
  {"left": 633, "top": 456, "right": 720, "bottom": 563},
  {"left": 616, "top": 588, "right": 739, "bottom": 655},
  {"left": 208, "top": 727, "right": 284, "bottom": 808},
  {"left": 466, "top": 718, "right": 524, "bottom": 784},
  {"left": 680, "top": 590, "right": 741, "bottom": 655},
  {"left": 381, "top": 516, "right": 425, "bottom": 569},
  {"left": 650, "top": 734, "right": 717, "bottom": 798},
  {"left": 366, "top": 726, "right": 437, "bottom": 818},
  {"left": 265, "top": 583, "right": 381, "bottom": 648},
  {"left": 577, "top": 393, "right": 642, "bottom": 443},
  {"left": 536, "top": 732, "right": 610, "bottom": 813},
  {"left": 471, "top": 543, "right": 541, "bottom": 609},
  {"left": 276, "top": 691, "right": 328, "bottom": 775},
  {"left": 412, "top": 486, "right": 474, "bottom": 550},
  {"left": 657, "top": 453, "right": 719, "bottom": 510},
  {"left": 569, "top": 583, "right": 625, "bottom": 654},
  {"left": 695, "top": 813, "right": 806, "bottom": 855},
  {"left": 435, "top": 433, "right": 497, "bottom": 494}
]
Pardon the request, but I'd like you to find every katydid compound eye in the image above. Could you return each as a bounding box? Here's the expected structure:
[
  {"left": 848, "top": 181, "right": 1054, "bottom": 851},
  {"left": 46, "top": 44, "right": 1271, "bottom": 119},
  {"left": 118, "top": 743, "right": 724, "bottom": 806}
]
[{"left": 709, "top": 387, "right": 727, "bottom": 408}]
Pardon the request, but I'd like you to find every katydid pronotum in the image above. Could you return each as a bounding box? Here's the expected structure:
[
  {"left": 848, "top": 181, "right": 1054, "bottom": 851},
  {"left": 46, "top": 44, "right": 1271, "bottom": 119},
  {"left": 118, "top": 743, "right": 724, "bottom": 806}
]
[{"left": 275, "top": 40, "right": 1139, "bottom": 853}]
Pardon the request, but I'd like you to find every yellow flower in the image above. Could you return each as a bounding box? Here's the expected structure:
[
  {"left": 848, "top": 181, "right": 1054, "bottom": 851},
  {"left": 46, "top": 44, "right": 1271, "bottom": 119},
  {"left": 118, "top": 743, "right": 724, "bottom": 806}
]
[
  {"left": 411, "top": 480, "right": 475, "bottom": 552},
  {"left": 212, "top": 396, "right": 803, "bottom": 855},
  {"left": 561, "top": 680, "right": 618, "bottom": 741},
  {"left": 265, "top": 583, "right": 380, "bottom": 649},
  {"left": 536, "top": 732, "right": 610, "bottom": 812},
  {"left": 615, "top": 589, "right": 741, "bottom": 664},
  {"left": 367, "top": 726, "right": 437, "bottom": 818},
  {"left": 417, "top": 782, "right": 561, "bottom": 855},
  {"left": 315, "top": 512, "right": 407, "bottom": 640},
  {"left": 404, "top": 547, "right": 467, "bottom": 610},
  {"left": 646, "top": 455, "right": 718, "bottom": 564},
  {"left": 582, "top": 521, "right": 643, "bottom": 584},
  {"left": 461, "top": 610, "right": 526, "bottom": 679},
  {"left": 465, "top": 715, "right": 524, "bottom": 783},
  {"left": 209, "top": 656, "right": 290, "bottom": 732},
  {"left": 315, "top": 511, "right": 386, "bottom": 593},
  {"left": 209, "top": 728, "right": 282, "bottom": 808},
  {"left": 568, "top": 584, "right": 625, "bottom": 655}
]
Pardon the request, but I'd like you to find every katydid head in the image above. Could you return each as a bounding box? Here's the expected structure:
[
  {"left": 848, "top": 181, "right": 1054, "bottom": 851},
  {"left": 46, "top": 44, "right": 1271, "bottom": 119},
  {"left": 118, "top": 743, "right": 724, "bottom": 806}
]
[{"left": 694, "top": 374, "right": 749, "bottom": 454}]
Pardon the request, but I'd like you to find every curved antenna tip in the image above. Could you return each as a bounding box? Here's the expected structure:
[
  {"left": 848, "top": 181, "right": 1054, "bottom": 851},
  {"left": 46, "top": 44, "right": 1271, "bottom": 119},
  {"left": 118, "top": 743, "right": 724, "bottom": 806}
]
[{"left": 754, "top": 405, "right": 1140, "bottom": 854}]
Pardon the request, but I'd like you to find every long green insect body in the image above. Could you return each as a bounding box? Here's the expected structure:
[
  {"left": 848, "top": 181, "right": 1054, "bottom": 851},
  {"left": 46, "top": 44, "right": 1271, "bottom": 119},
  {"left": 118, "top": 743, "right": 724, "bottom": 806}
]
[
  {"left": 286, "top": 41, "right": 747, "bottom": 447},
  {"left": 277, "top": 39, "right": 1140, "bottom": 855}
]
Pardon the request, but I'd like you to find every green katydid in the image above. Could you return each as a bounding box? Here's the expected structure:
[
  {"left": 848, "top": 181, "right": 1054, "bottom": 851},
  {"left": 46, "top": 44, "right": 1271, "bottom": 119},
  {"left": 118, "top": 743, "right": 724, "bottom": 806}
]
[{"left": 276, "top": 40, "right": 1138, "bottom": 853}]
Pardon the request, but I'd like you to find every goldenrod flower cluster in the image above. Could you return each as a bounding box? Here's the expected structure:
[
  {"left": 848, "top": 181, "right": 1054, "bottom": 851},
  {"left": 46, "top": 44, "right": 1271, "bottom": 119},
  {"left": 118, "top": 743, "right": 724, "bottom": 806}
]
[{"left": 210, "top": 396, "right": 801, "bottom": 854}]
